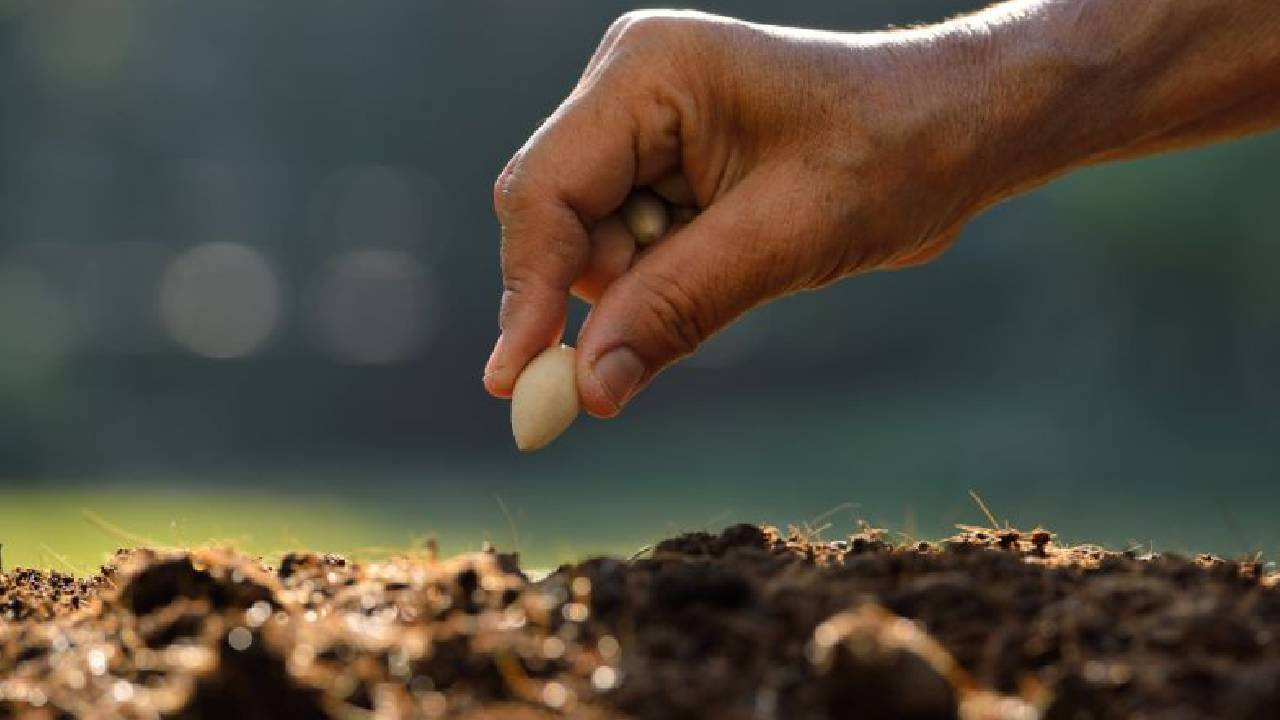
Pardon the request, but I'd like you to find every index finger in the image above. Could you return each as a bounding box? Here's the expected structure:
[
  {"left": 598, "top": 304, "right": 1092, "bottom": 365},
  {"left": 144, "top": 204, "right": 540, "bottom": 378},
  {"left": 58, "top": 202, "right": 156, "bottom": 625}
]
[{"left": 483, "top": 96, "right": 641, "bottom": 398}]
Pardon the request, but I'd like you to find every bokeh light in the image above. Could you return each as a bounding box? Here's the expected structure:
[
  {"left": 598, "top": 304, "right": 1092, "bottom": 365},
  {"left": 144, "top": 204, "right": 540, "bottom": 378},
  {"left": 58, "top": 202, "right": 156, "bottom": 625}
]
[
  {"left": 0, "top": 263, "right": 77, "bottom": 382},
  {"left": 307, "top": 249, "right": 431, "bottom": 365},
  {"left": 158, "top": 242, "right": 281, "bottom": 360},
  {"left": 18, "top": 1, "right": 135, "bottom": 100}
]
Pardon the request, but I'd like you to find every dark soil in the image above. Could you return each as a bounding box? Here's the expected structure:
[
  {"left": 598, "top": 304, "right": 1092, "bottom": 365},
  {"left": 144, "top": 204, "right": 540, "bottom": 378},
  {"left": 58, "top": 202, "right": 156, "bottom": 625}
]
[{"left": 2, "top": 523, "right": 1279, "bottom": 719}]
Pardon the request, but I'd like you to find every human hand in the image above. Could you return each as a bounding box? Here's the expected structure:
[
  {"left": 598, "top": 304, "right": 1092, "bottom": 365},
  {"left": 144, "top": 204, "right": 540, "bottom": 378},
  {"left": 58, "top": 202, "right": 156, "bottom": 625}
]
[
  {"left": 484, "top": 10, "right": 992, "bottom": 417},
  {"left": 485, "top": 0, "right": 1280, "bottom": 424}
]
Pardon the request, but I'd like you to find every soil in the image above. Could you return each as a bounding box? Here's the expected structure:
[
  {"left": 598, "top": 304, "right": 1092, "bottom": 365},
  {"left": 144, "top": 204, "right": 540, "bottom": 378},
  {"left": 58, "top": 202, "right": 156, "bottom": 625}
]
[{"left": 2, "top": 523, "right": 1280, "bottom": 719}]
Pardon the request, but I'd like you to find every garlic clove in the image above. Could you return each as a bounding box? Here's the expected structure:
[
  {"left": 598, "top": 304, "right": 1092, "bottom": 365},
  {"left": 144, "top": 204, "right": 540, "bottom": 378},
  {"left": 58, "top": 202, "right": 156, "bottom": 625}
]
[
  {"left": 511, "top": 344, "right": 580, "bottom": 451},
  {"left": 619, "top": 189, "right": 670, "bottom": 246}
]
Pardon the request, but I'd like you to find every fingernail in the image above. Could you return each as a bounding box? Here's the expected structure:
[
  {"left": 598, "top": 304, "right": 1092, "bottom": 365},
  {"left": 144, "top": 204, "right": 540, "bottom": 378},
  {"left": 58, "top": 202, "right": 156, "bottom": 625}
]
[{"left": 592, "top": 346, "right": 645, "bottom": 409}]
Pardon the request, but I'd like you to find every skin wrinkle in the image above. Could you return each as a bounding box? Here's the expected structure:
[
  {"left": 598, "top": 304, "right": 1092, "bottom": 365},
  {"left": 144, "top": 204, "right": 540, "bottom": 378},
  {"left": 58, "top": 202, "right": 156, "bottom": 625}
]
[
  {"left": 851, "top": 33, "right": 995, "bottom": 231},
  {"left": 673, "top": 74, "right": 717, "bottom": 209},
  {"left": 743, "top": 179, "right": 813, "bottom": 292},
  {"left": 630, "top": 267, "right": 708, "bottom": 361},
  {"left": 690, "top": 87, "right": 738, "bottom": 209},
  {"left": 512, "top": 177, "right": 584, "bottom": 263},
  {"left": 626, "top": 86, "right": 682, "bottom": 186},
  {"left": 555, "top": 109, "right": 631, "bottom": 222}
]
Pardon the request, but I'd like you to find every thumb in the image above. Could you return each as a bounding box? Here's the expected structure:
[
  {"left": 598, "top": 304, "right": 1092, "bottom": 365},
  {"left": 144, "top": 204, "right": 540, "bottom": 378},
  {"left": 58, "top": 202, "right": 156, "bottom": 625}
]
[{"left": 575, "top": 188, "right": 796, "bottom": 417}]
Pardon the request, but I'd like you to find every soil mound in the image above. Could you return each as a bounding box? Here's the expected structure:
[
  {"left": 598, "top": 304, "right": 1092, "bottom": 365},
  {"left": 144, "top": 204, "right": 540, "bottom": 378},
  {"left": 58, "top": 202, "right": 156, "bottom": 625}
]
[{"left": 2, "top": 524, "right": 1278, "bottom": 719}]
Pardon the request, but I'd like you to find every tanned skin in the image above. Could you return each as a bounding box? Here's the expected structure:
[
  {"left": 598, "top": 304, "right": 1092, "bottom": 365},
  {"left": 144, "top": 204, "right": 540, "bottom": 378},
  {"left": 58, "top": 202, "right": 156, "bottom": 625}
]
[{"left": 484, "top": 0, "right": 1280, "bottom": 417}]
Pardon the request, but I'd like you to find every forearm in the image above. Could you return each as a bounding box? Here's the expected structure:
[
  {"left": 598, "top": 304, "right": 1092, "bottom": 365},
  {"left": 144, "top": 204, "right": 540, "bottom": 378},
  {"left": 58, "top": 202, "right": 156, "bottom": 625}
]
[
  {"left": 487, "top": 5, "right": 1278, "bottom": 412},
  {"left": 930, "top": 0, "right": 1280, "bottom": 201}
]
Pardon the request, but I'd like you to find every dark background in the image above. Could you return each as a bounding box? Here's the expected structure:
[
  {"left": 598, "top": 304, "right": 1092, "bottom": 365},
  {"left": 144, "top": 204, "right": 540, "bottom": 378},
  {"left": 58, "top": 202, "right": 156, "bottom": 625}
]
[{"left": 1, "top": 1, "right": 1278, "bottom": 566}]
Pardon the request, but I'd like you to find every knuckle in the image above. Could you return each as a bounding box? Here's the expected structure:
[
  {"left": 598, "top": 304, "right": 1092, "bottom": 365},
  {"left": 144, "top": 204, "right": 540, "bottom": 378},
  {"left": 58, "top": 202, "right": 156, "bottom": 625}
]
[
  {"left": 610, "top": 10, "right": 703, "bottom": 51},
  {"left": 496, "top": 279, "right": 527, "bottom": 331},
  {"left": 492, "top": 155, "right": 524, "bottom": 218},
  {"left": 543, "top": 226, "right": 585, "bottom": 273},
  {"left": 500, "top": 200, "right": 590, "bottom": 293},
  {"left": 634, "top": 269, "right": 710, "bottom": 357},
  {"left": 496, "top": 271, "right": 552, "bottom": 330},
  {"left": 498, "top": 270, "right": 531, "bottom": 314},
  {"left": 610, "top": 10, "right": 671, "bottom": 41}
]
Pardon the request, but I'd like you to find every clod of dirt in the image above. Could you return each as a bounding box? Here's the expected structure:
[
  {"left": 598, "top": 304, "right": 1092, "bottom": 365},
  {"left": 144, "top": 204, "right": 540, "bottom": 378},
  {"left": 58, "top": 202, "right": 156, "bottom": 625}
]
[
  {"left": 810, "top": 604, "right": 959, "bottom": 719},
  {"left": 3, "top": 523, "right": 1280, "bottom": 719},
  {"left": 114, "top": 549, "right": 277, "bottom": 616}
]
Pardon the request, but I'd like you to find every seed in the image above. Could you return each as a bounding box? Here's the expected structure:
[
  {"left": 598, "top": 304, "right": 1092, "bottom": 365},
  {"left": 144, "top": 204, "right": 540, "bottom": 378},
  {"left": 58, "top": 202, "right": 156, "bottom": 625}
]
[
  {"left": 619, "top": 189, "right": 670, "bottom": 246},
  {"left": 511, "top": 344, "right": 579, "bottom": 451}
]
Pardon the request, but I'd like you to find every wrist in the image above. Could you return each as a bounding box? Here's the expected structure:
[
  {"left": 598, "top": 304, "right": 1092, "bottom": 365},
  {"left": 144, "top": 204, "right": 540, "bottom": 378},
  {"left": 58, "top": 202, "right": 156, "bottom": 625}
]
[
  {"left": 950, "top": 6, "right": 1119, "bottom": 202},
  {"left": 850, "top": 17, "right": 1088, "bottom": 212},
  {"left": 836, "top": 28, "right": 1005, "bottom": 229}
]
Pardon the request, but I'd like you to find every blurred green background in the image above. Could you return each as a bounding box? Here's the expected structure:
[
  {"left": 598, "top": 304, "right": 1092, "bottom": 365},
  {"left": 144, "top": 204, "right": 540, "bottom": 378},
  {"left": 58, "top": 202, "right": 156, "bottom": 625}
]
[{"left": 1, "top": 0, "right": 1278, "bottom": 572}]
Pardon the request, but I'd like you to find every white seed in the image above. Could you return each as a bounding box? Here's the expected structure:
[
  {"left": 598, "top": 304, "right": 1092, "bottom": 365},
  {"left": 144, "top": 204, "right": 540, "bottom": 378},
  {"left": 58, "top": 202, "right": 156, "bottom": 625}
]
[
  {"left": 619, "top": 189, "right": 670, "bottom": 246},
  {"left": 511, "top": 345, "right": 579, "bottom": 451}
]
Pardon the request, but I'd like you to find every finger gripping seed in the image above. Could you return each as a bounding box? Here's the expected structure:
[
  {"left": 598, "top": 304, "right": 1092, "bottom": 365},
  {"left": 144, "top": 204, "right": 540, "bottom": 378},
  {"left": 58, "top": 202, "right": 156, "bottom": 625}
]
[
  {"left": 670, "top": 205, "right": 699, "bottom": 226},
  {"left": 511, "top": 345, "right": 579, "bottom": 451},
  {"left": 620, "top": 189, "right": 670, "bottom": 246}
]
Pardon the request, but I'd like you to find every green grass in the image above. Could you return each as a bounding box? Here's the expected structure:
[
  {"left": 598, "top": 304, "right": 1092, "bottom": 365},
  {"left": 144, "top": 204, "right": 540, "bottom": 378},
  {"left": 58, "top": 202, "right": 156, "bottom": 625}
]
[
  {"left": 0, "top": 488, "right": 408, "bottom": 573},
  {"left": 0, "top": 485, "right": 645, "bottom": 574},
  {"left": 0, "top": 482, "right": 680, "bottom": 575}
]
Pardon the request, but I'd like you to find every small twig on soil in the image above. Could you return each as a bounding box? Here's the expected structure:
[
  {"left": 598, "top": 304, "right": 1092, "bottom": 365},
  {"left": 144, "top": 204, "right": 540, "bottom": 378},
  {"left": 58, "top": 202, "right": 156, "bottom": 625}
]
[
  {"left": 968, "top": 490, "right": 1002, "bottom": 529},
  {"left": 38, "top": 543, "right": 84, "bottom": 577},
  {"left": 82, "top": 508, "right": 163, "bottom": 548},
  {"left": 628, "top": 544, "right": 654, "bottom": 562},
  {"left": 809, "top": 502, "right": 859, "bottom": 530},
  {"left": 494, "top": 495, "right": 522, "bottom": 556}
]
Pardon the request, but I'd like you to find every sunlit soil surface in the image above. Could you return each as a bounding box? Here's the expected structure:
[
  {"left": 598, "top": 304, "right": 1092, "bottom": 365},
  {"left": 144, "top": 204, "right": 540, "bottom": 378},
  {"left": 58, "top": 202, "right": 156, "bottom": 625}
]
[{"left": 3, "top": 524, "right": 1279, "bottom": 719}]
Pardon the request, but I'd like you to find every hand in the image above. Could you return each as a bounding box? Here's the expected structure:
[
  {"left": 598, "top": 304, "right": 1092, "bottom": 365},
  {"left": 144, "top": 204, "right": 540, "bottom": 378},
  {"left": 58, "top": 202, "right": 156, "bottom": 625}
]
[
  {"left": 485, "top": 2, "right": 1280, "bottom": 420},
  {"left": 485, "top": 10, "right": 986, "bottom": 417}
]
